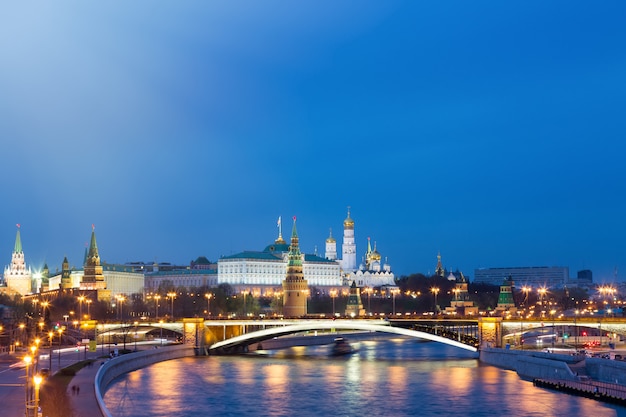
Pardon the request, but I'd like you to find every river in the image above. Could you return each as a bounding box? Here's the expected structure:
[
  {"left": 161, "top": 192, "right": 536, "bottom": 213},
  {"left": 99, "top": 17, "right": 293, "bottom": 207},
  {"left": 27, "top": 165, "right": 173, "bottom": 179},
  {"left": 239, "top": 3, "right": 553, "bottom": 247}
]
[{"left": 104, "top": 337, "right": 626, "bottom": 417}]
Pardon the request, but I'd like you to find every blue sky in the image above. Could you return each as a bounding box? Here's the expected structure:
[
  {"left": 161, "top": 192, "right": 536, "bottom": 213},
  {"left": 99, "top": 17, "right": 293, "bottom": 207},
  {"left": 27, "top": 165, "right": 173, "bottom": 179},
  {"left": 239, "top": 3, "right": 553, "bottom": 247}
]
[{"left": 0, "top": 1, "right": 624, "bottom": 282}]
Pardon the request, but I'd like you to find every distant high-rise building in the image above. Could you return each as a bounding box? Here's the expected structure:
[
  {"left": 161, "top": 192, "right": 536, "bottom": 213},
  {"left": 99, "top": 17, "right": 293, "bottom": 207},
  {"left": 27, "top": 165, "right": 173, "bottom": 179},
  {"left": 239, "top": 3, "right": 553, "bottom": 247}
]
[
  {"left": 474, "top": 266, "right": 569, "bottom": 289},
  {"left": 282, "top": 217, "right": 308, "bottom": 317},
  {"left": 576, "top": 269, "right": 593, "bottom": 285},
  {"left": 4, "top": 225, "right": 33, "bottom": 295}
]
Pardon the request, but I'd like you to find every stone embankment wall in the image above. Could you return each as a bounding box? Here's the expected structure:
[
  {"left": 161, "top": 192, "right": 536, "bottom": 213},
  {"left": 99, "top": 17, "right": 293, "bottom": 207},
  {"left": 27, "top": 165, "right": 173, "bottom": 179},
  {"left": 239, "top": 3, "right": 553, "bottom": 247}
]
[
  {"left": 95, "top": 345, "right": 195, "bottom": 417},
  {"left": 586, "top": 357, "right": 626, "bottom": 385},
  {"left": 480, "top": 348, "right": 582, "bottom": 381}
]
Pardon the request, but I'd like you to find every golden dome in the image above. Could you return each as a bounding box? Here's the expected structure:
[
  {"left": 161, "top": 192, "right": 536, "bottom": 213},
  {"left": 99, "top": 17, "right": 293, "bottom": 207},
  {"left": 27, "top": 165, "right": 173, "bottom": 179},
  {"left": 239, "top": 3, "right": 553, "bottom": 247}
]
[
  {"left": 343, "top": 209, "right": 354, "bottom": 229},
  {"left": 326, "top": 228, "right": 336, "bottom": 243}
]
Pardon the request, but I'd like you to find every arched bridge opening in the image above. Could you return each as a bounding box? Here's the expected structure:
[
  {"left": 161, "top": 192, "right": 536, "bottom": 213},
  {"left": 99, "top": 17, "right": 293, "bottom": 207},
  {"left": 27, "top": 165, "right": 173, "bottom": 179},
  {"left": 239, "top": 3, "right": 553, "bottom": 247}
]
[{"left": 208, "top": 320, "right": 479, "bottom": 355}]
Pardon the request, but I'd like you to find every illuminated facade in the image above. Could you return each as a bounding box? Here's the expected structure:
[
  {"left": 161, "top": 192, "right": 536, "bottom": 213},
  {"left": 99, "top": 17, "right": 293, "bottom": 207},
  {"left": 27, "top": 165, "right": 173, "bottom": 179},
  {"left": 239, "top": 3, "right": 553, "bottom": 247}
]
[
  {"left": 474, "top": 266, "right": 570, "bottom": 288},
  {"left": 4, "top": 225, "right": 33, "bottom": 295},
  {"left": 327, "top": 209, "right": 395, "bottom": 288},
  {"left": 282, "top": 217, "right": 308, "bottom": 317}
]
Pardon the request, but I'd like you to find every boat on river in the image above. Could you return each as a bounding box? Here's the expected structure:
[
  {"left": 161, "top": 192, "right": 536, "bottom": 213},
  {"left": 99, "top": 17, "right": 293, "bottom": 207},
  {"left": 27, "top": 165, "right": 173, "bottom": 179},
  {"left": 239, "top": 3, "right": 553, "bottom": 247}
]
[{"left": 330, "top": 337, "right": 355, "bottom": 356}]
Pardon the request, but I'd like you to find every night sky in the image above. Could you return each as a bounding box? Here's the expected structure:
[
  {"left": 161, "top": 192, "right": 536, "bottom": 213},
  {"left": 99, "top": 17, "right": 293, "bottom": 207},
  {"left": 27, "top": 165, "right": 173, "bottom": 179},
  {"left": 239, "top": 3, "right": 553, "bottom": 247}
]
[{"left": 1, "top": 2, "right": 624, "bottom": 282}]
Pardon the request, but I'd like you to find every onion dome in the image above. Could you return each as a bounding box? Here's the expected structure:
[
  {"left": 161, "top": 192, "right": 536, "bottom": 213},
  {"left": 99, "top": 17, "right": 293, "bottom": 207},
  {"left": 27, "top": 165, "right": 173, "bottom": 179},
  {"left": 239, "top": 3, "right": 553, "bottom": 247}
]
[
  {"left": 326, "top": 228, "right": 336, "bottom": 243},
  {"left": 343, "top": 208, "right": 354, "bottom": 229},
  {"left": 371, "top": 242, "right": 382, "bottom": 261}
]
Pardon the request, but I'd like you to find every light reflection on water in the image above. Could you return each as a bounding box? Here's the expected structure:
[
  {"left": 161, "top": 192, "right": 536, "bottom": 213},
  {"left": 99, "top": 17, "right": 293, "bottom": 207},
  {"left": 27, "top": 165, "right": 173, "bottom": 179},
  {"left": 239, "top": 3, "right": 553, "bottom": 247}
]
[{"left": 104, "top": 338, "right": 625, "bottom": 417}]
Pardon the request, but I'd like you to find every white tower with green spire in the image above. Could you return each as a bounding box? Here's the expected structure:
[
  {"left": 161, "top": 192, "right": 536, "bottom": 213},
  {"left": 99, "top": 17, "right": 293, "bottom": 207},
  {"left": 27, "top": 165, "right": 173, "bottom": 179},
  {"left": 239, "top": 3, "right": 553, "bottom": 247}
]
[
  {"left": 4, "top": 224, "right": 33, "bottom": 295},
  {"left": 282, "top": 216, "right": 309, "bottom": 317}
]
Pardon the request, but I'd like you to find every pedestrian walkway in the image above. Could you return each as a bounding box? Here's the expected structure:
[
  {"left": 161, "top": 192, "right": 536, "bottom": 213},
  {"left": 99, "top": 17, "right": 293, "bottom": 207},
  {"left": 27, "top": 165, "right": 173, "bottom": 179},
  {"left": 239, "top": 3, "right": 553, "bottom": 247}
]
[{"left": 67, "top": 360, "right": 104, "bottom": 417}]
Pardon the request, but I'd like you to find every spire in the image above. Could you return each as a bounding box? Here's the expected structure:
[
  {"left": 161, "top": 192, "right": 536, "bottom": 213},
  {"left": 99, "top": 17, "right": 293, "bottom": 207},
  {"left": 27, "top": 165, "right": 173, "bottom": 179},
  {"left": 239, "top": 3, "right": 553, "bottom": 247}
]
[
  {"left": 287, "top": 216, "right": 302, "bottom": 270},
  {"left": 290, "top": 216, "right": 299, "bottom": 246},
  {"left": 14, "top": 224, "right": 23, "bottom": 253},
  {"left": 88, "top": 224, "right": 99, "bottom": 261}
]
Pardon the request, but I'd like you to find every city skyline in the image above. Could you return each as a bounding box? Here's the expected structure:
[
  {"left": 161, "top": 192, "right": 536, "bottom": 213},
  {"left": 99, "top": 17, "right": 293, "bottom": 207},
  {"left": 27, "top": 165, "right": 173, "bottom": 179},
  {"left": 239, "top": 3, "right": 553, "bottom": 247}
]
[{"left": 1, "top": 2, "right": 624, "bottom": 281}]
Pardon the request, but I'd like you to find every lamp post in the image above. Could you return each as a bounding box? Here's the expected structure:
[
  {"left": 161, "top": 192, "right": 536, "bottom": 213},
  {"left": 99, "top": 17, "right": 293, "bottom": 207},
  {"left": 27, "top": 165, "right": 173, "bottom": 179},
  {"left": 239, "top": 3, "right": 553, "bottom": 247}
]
[
  {"left": 48, "top": 332, "right": 53, "bottom": 373},
  {"left": 77, "top": 295, "right": 85, "bottom": 330},
  {"left": 116, "top": 295, "right": 126, "bottom": 321},
  {"left": 431, "top": 287, "right": 440, "bottom": 314},
  {"left": 364, "top": 287, "right": 372, "bottom": 315},
  {"left": 575, "top": 310, "right": 579, "bottom": 348},
  {"left": 329, "top": 289, "right": 337, "bottom": 316},
  {"left": 167, "top": 292, "right": 176, "bottom": 320},
  {"left": 57, "top": 328, "right": 63, "bottom": 368},
  {"left": 205, "top": 293, "right": 212, "bottom": 317},
  {"left": 154, "top": 295, "right": 161, "bottom": 319},
  {"left": 159, "top": 320, "right": 164, "bottom": 346},
  {"left": 521, "top": 286, "right": 530, "bottom": 308},
  {"left": 550, "top": 309, "right": 556, "bottom": 347},
  {"left": 391, "top": 288, "right": 400, "bottom": 316},
  {"left": 33, "top": 374, "right": 42, "bottom": 417},
  {"left": 24, "top": 355, "right": 32, "bottom": 417},
  {"left": 86, "top": 299, "right": 92, "bottom": 320}
]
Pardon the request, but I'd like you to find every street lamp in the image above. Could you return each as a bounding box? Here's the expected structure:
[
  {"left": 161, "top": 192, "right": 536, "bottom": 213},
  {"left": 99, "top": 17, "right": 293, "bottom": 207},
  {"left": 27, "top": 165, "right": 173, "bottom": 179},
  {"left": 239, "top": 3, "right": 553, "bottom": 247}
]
[
  {"left": 364, "top": 287, "right": 372, "bottom": 315},
  {"left": 521, "top": 286, "right": 531, "bottom": 308},
  {"left": 205, "top": 293, "right": 212, "bottom": 317},
  {"left": 537, "top": 287, "right": 547, "bottom": 306},
  {"left": 575, "top": 309, "right": 579, "bottom": 348},
  {"left": 550, "top": 309, "right": 556, "bottom": 347},
  {"left": 329, "top": 289, "right": 337, "bottom": 316},
  {"left": 431, "top": 287, "right": 440, "bottom": 314},
  {"left": 167, "top": 292, "right": 176, "bottom": 320},
  {"left": 86, "top": 299, "right": 92, "bottom": 319},
  {"left": 24, "top": 355, "right": 32, "bottom": 417},
  {"left": 33, "top": 374, "right": 42, "bottom": 417},
  {"left": 116, "top": 295, "right": 126, "bottom": 320},
  {"left": 57, "top": 328, "right": 63, "bottom": 367},
  {"left": 391, "top": 288, "right": 400, "bottom": 316},
  {"left": 77, "top": 295, "right": 85, "bottom": 323},
  {"left": 159, "top": 320, "right": 164, "bottom": 346},
  {"left": 154, "top": 294, "right": 161, "bottom": 319},
  {"left": 48, "top": 331, "right": 53, "bottom": 372}
]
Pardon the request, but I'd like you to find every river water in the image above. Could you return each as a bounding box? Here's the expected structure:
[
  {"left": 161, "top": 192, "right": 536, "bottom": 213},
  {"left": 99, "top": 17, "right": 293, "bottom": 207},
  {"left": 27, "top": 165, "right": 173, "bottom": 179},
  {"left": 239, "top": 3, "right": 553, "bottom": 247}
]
[{"left": 104, "top": 337, "right": 626, "bottom": 417}]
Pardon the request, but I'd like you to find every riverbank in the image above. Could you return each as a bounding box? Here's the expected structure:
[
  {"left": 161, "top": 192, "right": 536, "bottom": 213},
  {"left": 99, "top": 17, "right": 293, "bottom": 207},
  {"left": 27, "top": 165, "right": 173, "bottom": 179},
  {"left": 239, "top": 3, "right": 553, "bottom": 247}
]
[{"left": 481, "top": 347, "right": 626, "bottom": 407}]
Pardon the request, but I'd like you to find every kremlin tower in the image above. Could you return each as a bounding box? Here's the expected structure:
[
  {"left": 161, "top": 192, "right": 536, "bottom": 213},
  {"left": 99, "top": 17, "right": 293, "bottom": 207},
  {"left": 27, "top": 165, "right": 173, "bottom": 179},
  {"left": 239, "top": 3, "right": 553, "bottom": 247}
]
[
  {"left": 282, "top": 217, "right": 308, "bottom": 317},
  {"left": 81, "top": 226, "right": 111, "bottom": 300},
  {"left": 4, "top": 224, "right": 32, "bottom": 295}
]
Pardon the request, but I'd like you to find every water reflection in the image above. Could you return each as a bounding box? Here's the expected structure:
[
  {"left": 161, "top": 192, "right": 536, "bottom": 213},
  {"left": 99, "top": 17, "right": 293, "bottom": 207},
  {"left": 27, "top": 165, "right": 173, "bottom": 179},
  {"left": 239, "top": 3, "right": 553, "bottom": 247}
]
[{"left": 105, "top": 338, "right": 625, "bottom": 417}]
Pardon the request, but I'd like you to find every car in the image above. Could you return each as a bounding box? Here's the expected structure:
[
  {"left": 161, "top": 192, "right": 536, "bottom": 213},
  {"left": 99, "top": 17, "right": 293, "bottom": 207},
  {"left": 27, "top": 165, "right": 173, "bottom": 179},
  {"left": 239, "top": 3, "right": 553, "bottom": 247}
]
[{"left": 39, "top": 368, "right": 50, "bottom": 377}]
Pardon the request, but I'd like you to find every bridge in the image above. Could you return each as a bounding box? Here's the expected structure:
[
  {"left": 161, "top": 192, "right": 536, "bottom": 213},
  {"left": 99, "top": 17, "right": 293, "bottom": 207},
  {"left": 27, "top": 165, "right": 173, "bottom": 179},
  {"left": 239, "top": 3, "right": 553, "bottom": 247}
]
[
  {"left": 208, "top": 320, "right": 479, "bottom": 354},
  {"left": 83, "top": 317, "right": 626, "bottom": 355}
]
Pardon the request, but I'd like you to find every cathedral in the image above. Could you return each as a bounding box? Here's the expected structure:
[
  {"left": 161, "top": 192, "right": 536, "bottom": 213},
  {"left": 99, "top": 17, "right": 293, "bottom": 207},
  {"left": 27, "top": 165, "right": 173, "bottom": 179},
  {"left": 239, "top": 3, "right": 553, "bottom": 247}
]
[{"left": 325, "top": 208, "right": 396, "bottom": 288}]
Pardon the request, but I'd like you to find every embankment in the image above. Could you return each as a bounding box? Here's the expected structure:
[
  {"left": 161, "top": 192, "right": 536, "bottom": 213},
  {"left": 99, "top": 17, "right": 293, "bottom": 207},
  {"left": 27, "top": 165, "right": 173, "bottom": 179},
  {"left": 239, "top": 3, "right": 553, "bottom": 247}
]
[
  {"left": 480, "top": 347, "right": 583, "bottom": 380},
  {"left": 95, "top": 345, "right": 195, "bottom": 417}
]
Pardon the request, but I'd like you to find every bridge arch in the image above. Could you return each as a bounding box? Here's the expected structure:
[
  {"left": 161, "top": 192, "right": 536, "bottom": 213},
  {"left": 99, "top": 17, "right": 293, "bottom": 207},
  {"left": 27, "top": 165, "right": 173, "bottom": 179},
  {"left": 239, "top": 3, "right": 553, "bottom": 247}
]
[{"left": 209, "top": 320, "right": 478, "bottom": 354}]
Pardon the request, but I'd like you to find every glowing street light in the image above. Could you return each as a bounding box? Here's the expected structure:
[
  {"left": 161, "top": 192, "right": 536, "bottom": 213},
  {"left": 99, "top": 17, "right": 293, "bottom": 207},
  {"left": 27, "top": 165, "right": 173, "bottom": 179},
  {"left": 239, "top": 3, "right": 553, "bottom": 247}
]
[
  {"left": 24, "top": 355, "right": 32, "bottom": 416},
  {"left": 205, "top": 293, "right": 213, "bottom": 317},
  {"left": 329, "top": 289, "right": 338, "bottom": 316},
  {"left": 154, "top": 294, "right": 161, "bottom": 319},
  {"left": 77, "top": 295, "right": 85, "bottom": 322},
  {"left": 537, "top": 287, "right": 547, "bottom": 306},
  {"left": 167, "top": 292, "right": 176, "bottom": 320},
  {"left": 521, "top": 286, "right": 531, "bottom": 307},
  {"left": 33, "top": 374, "right": 43, "bottom": 417},
  {"left": 431, "top": 287, "right": 440, "bottom": 313},
  {"left": 85, "top": 299, "right": 92, "bottom": 319},
  {"left": 391, "top": 288, "right": 400, "bottom": 315}
]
